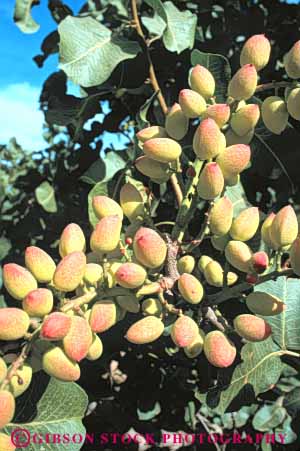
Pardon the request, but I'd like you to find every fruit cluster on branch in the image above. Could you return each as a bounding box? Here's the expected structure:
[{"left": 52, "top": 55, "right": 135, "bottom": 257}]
[{"left": 1, "top": 34, "right": 300, "bottom": 446}]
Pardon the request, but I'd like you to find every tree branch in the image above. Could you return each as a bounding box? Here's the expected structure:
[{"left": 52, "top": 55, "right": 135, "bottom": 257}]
[
  {"left": 0, "top": 326, "right": 41, "bottom": 391},
  {"left": 206, "top": 268, "right": 294, "bottom": 306},
  {"left": 172, "top": 159, "right": 204, "bottom": 242},
  {"left": 131, "top": 0, "right": 183, "bottom": 206},
  {"left": 255, "top": 81, "right": 298, "bottom": 93}
]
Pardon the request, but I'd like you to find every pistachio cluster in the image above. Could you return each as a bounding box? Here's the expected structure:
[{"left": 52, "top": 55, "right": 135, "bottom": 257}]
[{"left": 1, "top": 34, "right": 300, "bottom": 446}]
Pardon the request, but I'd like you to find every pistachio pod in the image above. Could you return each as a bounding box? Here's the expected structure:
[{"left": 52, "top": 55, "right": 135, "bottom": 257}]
[
  {"left": 83, "top": 263, "right": 103, "bottom": 285},
  {"left": 246, "top": 291, "right": 285, "bottom": 316},
  {"left": 204, "top": 331, "right": 236, "bottom": 368},
  {"left": 216, "top": 144, "right": 251, "bottom": 177},
  {"left": 203, "top": 260, "right": 223, "bottom": 287},
  {"left": 22, "top": 288, "right": 54, "bottom": 318},
  {"left": 42, "top": 347, "right": 81, "bottom": 382},
  {"left": 165, "top": 103, "right": 189, "bottom": 140},
  {"left": 211, "top": 234, "right": 230, "bottom": 251},
  {"left": 197, "top": 255, "right": 213, "bottom": 273},
  {"left": 120, "top": 183, "right": 144, "bottom": 222},
  {"left": 193, "top": 118, "right": 226, "bottom": 160},
  {"left": 86, "top": 334, "right": 103, "bottom": 361},
  {"left": 284, "top": 40, "right": 300, "bottom": 79},
  {"left": 287, "top": 87, "right": 300, "bottom": 120},
  {"left": 234, "top": 314, "right": 272, "bottom": 342},
  {"left": 269, "top": 205, "right": 298, "bottom": 250},
  {"left": 225, "top": 128, "right": 254, "bottom": 146},
  {"left": 0, "top": 432, "right": 16, "bottom": 451},
  {"left": 227, "top": 64, "right": 258, "bottom": 100},
  {"left": 125, "top": 316, "right": 164, "bottom": 344},
  {"left": 230, "top": 207, "right": 260, "bottom": 242},
  {"left": 9, "top": 363, "right": 33, "bottom": 397},
  {"left": 230, "top": 104, "right": 260, "bottom": 136},
  {"left": 261, "top": 212, "right": 276, "bottom": 248},
  {"left": 204, "top": 260, "right": 238, "bottom": 287},
  {"left": 135, "top": 156, "right": 170, "bottom": 183},
  {"left": 136, "top": 282, "right": 161, "bottom": 298},
  {"left": 250, "top": 251, "right": 269, "bottom": 274},
  {"left": 189, "top": 65, "right": 215, "bottom": 99},
  {"left": 115, "top": 262, "right": 147, "bottom": 289},
  {"left": 240, "top": 34, "right": 271, "bottom": 71},
  {"left": 171, "top": 315, "right": 199, "bottom": 347},
  {"left": 92, "top": 196, "right": 123, "bottom": 220},
  {"left": 202, "top": 104, "right": 230, "bottom": 128},
  {"left": 209, "top": 197, "right": 233, "bottom": 236},
  {"left": 197, "top": 162, "right": 224, "bottom": 200},
  {"left": 0, "top": 390, "right": 15, "bottom": 429},
  {"left": 133, "top": 227, "right": 167, "bottom": 268},
  {"left": 177, "top": 255, "right": 195, "bottom": 274},
  {"left": 41, "top": 312, "right": 72, "bottom": 340},
  {"left": 89, "top": 300, "right": 117, "bottom": 333},
  {"left": 143, "top": 138, "right": 181, "bottom": 163},
  {"left": 184, "top": 330, "right": 205, "bottom": 358},
  {"left": 53, "top": 251, "right": 86, "bottom": 292},
  {"left": 0, "top": 358, "right": 7, "bottom": 385},
  {"left": 136, "top": 126, "right": 168, "bottom": 143},
  {"left": 225, "top": 240, "right": 252, "bottom": 272},
  {"left": 63, "top": 316, "right": 93, "bottom": 362},
  {"left": 3, "top": 263, "right": 37, "bottom": 300},
  {"left": 0, "top": 308, "right": 30, "bottom": 341},
  {"left": 106, "top": 260, "right": 123, "bottom": 288},
  {"left": 141, "top": 298, "right": 162, "bottom": 317},
  {"left": 25, "top": 246, "right": 56, "bottom": 283},
  {"left": 179, "top": 89, "right": 207, "bottom": 118},
  {"left": 59, "top": 223, "right": 86, "bottom": 257},
  {"left": 178, "top": 273, "right": 204, "bottom": 304},
  {"left": 90, "top": 215, "right": 122, "bottom": 253},
  {"left": 261, "top": 96, "right": 288, "bottom": 135}
]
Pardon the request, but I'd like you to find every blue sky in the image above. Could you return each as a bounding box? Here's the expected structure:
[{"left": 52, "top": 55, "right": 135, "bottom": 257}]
[{"left": 0, "top": 1, "right": 80, "bottom": 150}]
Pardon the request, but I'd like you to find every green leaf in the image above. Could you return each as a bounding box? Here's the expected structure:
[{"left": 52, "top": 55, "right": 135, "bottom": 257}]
[
  {"left": 252, "top": 131, "right": 295, "bottom": 194},
  {"left": 5, "top": 379, "right": 88, "bottom": 451},
  {"left": 0, "top": 236, "right": 11, "bottom": 260},
  {"left": 261, "top": 436, "right": 273, "bottom": 451},
  {"left": 35, "top": 181, "right": 57, "bottom": 213},
  {"left": 225, "top": 181, "right": 251, "bottom": 216},
  {"left": 82, "top": 152, "right": 127, "bottom": 185},
  {"left": 142, "top": 14, "right": 166, "bottom": 38},
  {"left": 161, "top": 2, "right": 197, "bottom": 54},
  {"left": 101, "top": 0, "right": 128, "bottom": 16},
  {"left": 221, "top": 412, "right": 234, "bottom": 429},
  {"left": 252, "top": 404, "right": 287, "bottom": 431},
  {"left": 190, "top": 49, "right": 231, "bottom": 102},
  {"left": 234, "top": 405, "right": 258, "bottom": 428},
  {"left": 14, "top": 0, "right": 40, "bottom": 34},
  {"left": 283, "top": 387, "right": 300, "bottom": 418},
  {"left": 184, "top": 401, "right": 196, "bottom": 430},
  {"left": 143, "top": 0, "right": 197, "bottom": 54},
  {"left": 137, "top": 401, "right": 161, "bottom": 420},
  {"left": 255, "top": 277, "right": 300, "bottom": 351},
  {"left": 275, "top": 414, "right": 297, "bottom": 444},
  {"left": 196, "top": 338, "right": 283, "bottom": 415},
  {"left": 0, "top": 295, "right": 7, "bottom": 308},
  {"left": 58, "top": 16, "right": 141, "bottom": 87},
  {"left": 136, "top": 91, "right": 160, "bottom": 129},
  {"left": 144, "top": 0, "right": 168, "bottom": 23}
]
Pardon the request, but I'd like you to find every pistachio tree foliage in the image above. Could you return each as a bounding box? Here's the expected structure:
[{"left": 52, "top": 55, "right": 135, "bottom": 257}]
[{"left": 2, "top": 1, "right": 300, "bottom": 450}]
